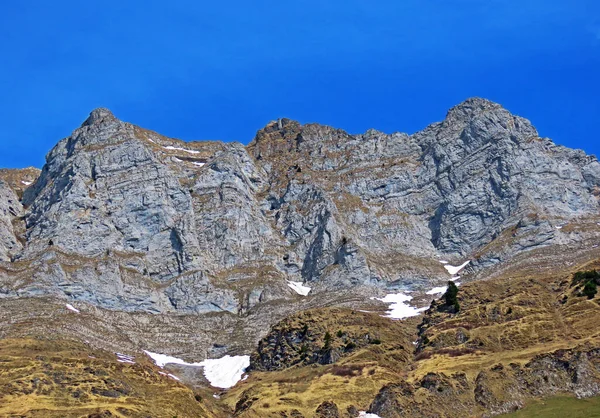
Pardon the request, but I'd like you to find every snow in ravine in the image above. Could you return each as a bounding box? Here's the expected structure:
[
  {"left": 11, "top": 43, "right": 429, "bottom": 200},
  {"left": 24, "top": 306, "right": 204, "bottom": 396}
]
[
  {"left": 65, "top": 304, "right": 80, "bottom": 313},
  {"left": 144, "top": 350, "right": 250, "bottom": 389},
  {"left": 374, "top": 293, "right": 427, "bottom": 319},
  {"left": 443, "top": 260, "right": 470, "bottom": 276},
  {"left": 287, "top": 281, "right": 311, "bottom": 296}
]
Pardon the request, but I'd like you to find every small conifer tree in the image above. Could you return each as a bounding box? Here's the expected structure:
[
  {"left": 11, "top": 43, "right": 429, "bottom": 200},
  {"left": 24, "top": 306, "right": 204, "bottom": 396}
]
[{"left": 444, "top": 281, "right": 460, "bottom": 312}]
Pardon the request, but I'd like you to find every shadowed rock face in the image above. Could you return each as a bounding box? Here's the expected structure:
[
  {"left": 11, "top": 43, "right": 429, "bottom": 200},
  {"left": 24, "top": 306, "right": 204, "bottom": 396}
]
[
  {"left": 0, "top": 181, "right": 22, "bottom": 262},
  {"left": 0, "top": 98, "right": 599, "bottom": 315}
]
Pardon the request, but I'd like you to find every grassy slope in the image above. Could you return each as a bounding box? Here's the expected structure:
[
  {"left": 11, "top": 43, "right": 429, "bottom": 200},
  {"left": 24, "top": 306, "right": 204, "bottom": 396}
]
[
  {"left": 223, "top": 308, "right": 420, "bottom": 417},
  {"left": 225, "top": 257, "right": 600, "bottom": 417},
  {"left": 0, "top": 338, "right": 222, "bottom": 418},
  {"left": 411, "top": 258, "right": 600, "bottom": 380},
  {"left": 503, "top": 396, "right": 600, "bottom": 417}
]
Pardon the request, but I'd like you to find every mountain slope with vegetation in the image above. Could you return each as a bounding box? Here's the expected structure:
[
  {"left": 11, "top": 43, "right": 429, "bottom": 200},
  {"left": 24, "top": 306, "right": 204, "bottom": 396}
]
[{"left": 0, "top": 99, "right": 599, "bottom": 417}]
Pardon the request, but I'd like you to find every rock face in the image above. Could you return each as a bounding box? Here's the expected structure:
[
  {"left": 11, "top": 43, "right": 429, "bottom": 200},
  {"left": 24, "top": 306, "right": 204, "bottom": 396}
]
[
  {"left": 0, "top": 98, "right": 599, "bottom": 315},
  {"left": 0, "top": 181, "right": 22, "bottom": 262},
  {"left": 250, "top": 309, "right": 387, "bottom": 371},
  {"left": 315, "top": 401, "right": 341, "bottom": 418}
]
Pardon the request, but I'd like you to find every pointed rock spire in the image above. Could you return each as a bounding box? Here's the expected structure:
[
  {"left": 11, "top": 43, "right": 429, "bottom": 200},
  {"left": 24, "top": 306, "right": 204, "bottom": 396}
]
[
  {"left": 81, "top": 107, "right": 117, "bottom": 127},
  {"left": 445, "top": 97, "right": 503, "bottom": 121}
]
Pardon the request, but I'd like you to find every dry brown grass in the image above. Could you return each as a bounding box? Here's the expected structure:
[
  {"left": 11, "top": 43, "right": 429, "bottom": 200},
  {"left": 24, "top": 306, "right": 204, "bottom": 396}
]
[{"left": 0, "top": 338, "right": 222, "bottom": 418}]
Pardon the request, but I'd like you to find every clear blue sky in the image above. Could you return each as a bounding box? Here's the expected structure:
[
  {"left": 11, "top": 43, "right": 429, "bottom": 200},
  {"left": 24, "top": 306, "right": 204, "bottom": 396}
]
[{"left": 1, "top": 1, "right": 599, "bottom": 168}]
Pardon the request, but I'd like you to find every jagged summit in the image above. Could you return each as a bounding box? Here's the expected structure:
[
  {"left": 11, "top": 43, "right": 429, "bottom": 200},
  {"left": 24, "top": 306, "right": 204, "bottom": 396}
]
[{"left": 81, "top": 107, "right": 117, "bottom": 127}]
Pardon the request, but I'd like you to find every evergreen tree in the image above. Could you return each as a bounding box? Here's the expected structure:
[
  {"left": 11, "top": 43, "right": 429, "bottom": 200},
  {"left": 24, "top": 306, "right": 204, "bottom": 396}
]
[{"left": 444, "top": 281, "right": 460, "bottom": 312}]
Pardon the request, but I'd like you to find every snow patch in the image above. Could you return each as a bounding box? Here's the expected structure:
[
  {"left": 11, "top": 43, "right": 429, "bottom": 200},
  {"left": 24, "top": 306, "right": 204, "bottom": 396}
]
[
  {"left": 439, "top": 260, "right": 449, "bottom": 264},
  {"left": 143, "top": 351, "right": 191, "bottom": 368},
  {"left": 21, "top": 181, "right": 32, "bottom": 186},
  {"left": 359, "top": 412, "right": 382, "bottom": 418},
  {"left": 144, "top": 351, "right": 250, "bottom": 389},
  {"left": 201, "top": 355, "right": 250, "bottom": 389},
  {"left": 193, "top": 162, "right": 205, "bottom": 167},
  {"left": 287, "top": 281, "right": 311, "bottom": 296},
  {"left": 444, "top": 260, "right": 470, "bottom": 275},
  {"left": 374, "top": 293, "right": 427, "bottom": 319},
  {"left": 65, "top": 304, "right": 80, "bottom": 313},
  {"left": 116, "top": 353, "right": 135, "bottom": 364},
  {"left": 426, "top": 286, "right": 447, "bottom": 295},
  {"left": 157, "top": 371, "right": 180, "bottom": 381},
  {"left": 163, "top": 145, "right": 200, "bottom": 154}
]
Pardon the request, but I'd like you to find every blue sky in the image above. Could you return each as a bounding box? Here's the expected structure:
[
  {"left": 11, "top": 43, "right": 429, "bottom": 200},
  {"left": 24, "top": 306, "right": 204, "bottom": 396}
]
[{"left": 1, "top": 0, "right": 599, "bottom": 168}]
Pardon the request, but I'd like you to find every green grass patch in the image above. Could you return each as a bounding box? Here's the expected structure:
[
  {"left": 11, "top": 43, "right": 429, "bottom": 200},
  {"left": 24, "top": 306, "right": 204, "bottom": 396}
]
[{"left": 504, "top": 396, "right": 600, "bottom": 418}]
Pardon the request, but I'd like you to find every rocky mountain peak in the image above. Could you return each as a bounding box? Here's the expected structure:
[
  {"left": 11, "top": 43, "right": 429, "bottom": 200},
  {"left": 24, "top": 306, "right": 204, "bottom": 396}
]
[
  {"left": 430, "top": 97, "right": 539, "bottom": 149},
  {"left": 442, "top": 97, "right": 513, "bottom": 129},
  {"left": 447, "top": 97, "right": 503, "bottom": 116},
  {"left": 248, "top": 118, "right": 303, "bottom": 161},
  {"left": 81, "top": 107, "right": 117, "bottom": 127}
]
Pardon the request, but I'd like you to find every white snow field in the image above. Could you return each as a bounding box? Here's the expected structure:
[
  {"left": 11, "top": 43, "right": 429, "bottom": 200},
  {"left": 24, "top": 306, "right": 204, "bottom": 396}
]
[
  {"left": 144, "top": 350, "right": 250, "bottom": 389},
  {"left": 375, "top": 292, "right": 427, "bottom": 319}
]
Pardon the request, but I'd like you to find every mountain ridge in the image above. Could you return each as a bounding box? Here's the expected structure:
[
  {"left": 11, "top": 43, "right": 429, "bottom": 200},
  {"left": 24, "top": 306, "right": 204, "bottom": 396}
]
[
  {"left": 1, "top": 97, "right": 600, "bottom": 417},
  {"left": 2, "top": 97, "right": 599, "bottom": 312}
]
